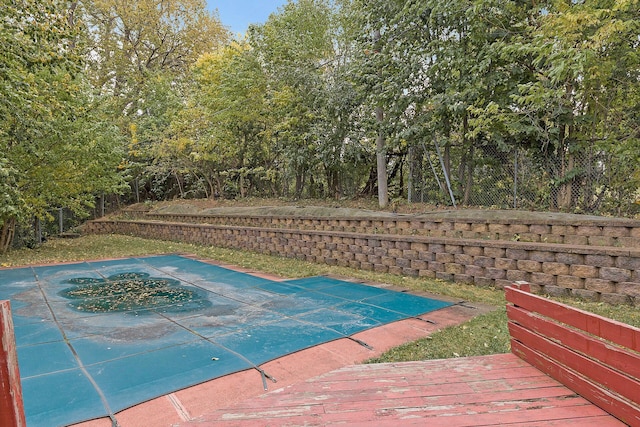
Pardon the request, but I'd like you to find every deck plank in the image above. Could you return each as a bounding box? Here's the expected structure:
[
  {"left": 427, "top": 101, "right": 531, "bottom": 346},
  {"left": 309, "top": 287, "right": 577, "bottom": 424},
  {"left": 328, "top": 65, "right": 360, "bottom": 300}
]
[{"left": 190, "top": 354, "right": 626, "bottom": 426}]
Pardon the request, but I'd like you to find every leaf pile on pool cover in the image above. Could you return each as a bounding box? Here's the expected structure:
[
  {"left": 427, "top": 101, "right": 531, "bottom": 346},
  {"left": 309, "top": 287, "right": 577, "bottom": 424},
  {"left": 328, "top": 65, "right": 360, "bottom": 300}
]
[{"left": 59, "top": 272, "right": 211, "bottom": 314}]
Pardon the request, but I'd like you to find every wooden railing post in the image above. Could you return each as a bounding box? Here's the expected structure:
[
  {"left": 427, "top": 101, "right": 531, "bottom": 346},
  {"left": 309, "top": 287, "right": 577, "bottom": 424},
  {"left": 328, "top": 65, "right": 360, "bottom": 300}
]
[
  {"left": 510, "top": 281, "right": 531, "bottom": 293},
  {"left": 0, "top": 300, "right": 26, "bottom": 427}
]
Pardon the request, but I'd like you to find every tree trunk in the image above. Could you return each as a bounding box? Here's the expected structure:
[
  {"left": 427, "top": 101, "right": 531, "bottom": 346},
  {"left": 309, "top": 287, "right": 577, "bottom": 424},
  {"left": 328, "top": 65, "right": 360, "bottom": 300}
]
[
  {"left": 373, "top": 28, "right": 388, "bottom": 208},
  {"left": 360, "top": 165, "right": 378, "bottom": 196},
  {"left": 463, "top": 145, "right": 474, "bottom": 205},
  {"left": 174, "top": 170, "right": 185, "bottom": 198},
  {"left": 557, "top": 150, "right": 574, "bottom": 210},
  {"left": 294, "top": 166, "right": 305, "bottom": 199},
  {"left": 376, "top": 106, "right": 388, "bottom": 208},
  {"left": 0, "top": 217, "right": 16, "bottom": 254}
]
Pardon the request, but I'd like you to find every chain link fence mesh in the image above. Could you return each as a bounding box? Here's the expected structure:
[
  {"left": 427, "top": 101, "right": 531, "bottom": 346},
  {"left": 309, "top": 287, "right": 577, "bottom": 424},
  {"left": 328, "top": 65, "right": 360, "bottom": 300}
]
[{"left": 408, "top": 142, "right": 639, "bottom": 218}]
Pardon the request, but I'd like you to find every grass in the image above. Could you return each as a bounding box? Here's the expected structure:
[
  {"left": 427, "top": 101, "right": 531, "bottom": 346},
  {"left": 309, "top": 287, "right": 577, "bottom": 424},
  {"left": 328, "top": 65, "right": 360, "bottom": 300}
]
[
  {"left": 2, "top": 234, "right": 637, "bottom": 364},
  {"left": 367, "top": 309, "right": 509, "bottom": 363}
]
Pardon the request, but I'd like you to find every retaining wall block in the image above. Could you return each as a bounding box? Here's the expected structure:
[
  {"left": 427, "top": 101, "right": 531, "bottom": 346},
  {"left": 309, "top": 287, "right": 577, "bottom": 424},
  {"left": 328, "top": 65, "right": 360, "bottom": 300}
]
[
  {"left": 374, "top": 264, "right": 388, "bottom": 273},
  {"left": 619, "top": 237, "right": 640, "bottom": 248},
  {"left": 471, "top": 223, "right": 489, "bottom": 233},
  {"left": 474, "top": 277, "right": 494, "bottom": 287},
  {"left": 529, "top": 272, "right": 556, "bottom": 287},
  {"left": 571, "top": 288, "right": 600, "bottom": 301},
  {"left": 455, "top": 273, "right": 474, "bottom": 284},
  {"left": 617, "top": 282, "right": 640, "bottom": 298},
  {"left": 529, "top": 251, "right": 556, "bottom": 262},
  {"left": 585, "top": 254, "right": 615, "bottom": 268},
  {"left": 435, "top": 253, "right": 455, "bottom": 263},
  {"left": 599, "top": 267, "right": 632, "bottom": 282},
  {"left": 465, "top": 265, "right": 484, "bottom": 277},
  {"left": 506, "top": 248, "right": 529, "bottom": 260},
  {"left": 436, "top": 272, "right": 454, "bottom": 281},
  {"left": 402, "top": 267, "right": 419, "bottom": 277},
  {"left": 540, "top": 285, "right": 569, "bottom": 297},
  {"left": 445, "top": 263, "right": 465, "bottom": 274},
  {"left": 454, "top": 254, "right": 473, "bottom": 265},
  {"left": 483, "top": 247, "right": 505, "bottom": 258},
  {"left": 578, "top": 225, "right": 605, "bottom": 236},
  {"left": 516, "top": 260, "right": 542, "bottom": 273},
  {"left": 507, "top": 270, "right": 529, "bottom": 282},
  {"left": 588, "top": 236, "right": 615, "bottom": 246},
  {"left": 411, "top": 242, "right": 428, "bottom": 252},
  {"left": 495, "top": 258, "right": 517, "bottom": 270},
  {"left": 570, "top": 264, "right": 599, "bottom": 278},
  {"left": 616, "top": 257, "right": 640, "bottom": 270},
  {"left": 556, "top": 253, "right": 585, "bottom": 265},
  {"left": 600, "top": 292, "right": 632, "bottom": 305},
  {"left": 485, "top": 267, "right": 507, "bottom": 280},
  {"left": 585, "top": 278, "right": 616, "bottom": 293},
  {"left": 542, "top": 262, "right": 570, "bottom": 276},
  {"left": 403, "top": 249, "right": 418, "bottom": 260},
  {"left": 418, "top": 269, "right": 436, "bottom": 278},
  {"left": 564, "top": 235, "right": 589, "bottom": 246},
  {"left": 474, "top": 256, "right": 495, "bottom": 268},
  {"left": 411, "top": 259, "right": 428, "bottom": 270},
  {"left": 428, "top": 261, "right": 444, "bottom": 272},
  {"left": 463, "top": 246, "right": 484, "bottom": 256}
]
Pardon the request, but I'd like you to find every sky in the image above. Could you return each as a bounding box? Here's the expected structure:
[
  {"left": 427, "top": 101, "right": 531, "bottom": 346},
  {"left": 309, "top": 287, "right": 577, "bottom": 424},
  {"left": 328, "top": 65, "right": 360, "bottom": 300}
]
[{"left": 207, "top": 1, "right": 289, "bottom": 36}]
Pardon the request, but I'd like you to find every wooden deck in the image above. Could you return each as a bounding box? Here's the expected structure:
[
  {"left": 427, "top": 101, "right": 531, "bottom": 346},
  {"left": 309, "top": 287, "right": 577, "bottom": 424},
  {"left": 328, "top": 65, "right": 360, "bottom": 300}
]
[{"left": 185, "top": 353, "right": 626, "bottom": 426}]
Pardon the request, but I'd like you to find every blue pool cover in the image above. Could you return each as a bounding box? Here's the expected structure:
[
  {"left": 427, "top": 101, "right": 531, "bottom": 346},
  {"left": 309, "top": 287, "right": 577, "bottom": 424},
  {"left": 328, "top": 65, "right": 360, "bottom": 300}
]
[{"left": 0, "top": 254, "right": 452, "bottom": 426}]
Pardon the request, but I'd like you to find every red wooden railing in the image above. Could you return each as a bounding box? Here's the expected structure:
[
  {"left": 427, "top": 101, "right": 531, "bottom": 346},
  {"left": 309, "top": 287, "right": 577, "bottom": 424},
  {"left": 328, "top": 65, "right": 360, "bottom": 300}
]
[
  {"left": 506, "top": 283, "right": 640, "bottom": 427},
  {"left": 0, "top": 300, "right": 25, "bottom": 427}
]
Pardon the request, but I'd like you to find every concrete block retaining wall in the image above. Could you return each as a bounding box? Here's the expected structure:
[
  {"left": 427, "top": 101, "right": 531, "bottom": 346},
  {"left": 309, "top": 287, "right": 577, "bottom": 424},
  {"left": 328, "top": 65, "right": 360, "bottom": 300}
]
[
  {"left": 85, "top": 217, "right": 640, "bottom": 306},
  {"left": 123, "top": 211, "right": 640, "bottom": 248}
]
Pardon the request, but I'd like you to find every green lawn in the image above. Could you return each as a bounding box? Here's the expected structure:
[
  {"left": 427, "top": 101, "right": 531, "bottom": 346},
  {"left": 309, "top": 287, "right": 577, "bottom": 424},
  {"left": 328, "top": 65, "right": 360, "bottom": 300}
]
[{"left": 1, "top": 234, "right": 637, "bottom": 363}]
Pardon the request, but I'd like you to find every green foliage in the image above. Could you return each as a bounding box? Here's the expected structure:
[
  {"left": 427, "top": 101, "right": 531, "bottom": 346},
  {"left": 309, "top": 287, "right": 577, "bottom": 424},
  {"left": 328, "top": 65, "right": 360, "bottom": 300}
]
[
  {"left": 0, "top": 0, "right": 126, "bottom": 251},
  {"left": 84, "top": 0, "right": 230, "bottom": 200},
  {"left": 4, "top": 0, "right": 637, "bottom": 226},
  {"left": 0, "top": 158, "right": 22, "bottom": 224}
]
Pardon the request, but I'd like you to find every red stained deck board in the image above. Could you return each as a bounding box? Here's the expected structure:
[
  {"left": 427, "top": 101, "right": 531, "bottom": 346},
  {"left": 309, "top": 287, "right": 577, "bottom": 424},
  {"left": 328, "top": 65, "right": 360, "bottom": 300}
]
[
  {"left": 212, "top": 396, "right": 615, "bottom": 426},
  {"left": 500, "top": 417, "right": 631, "bottom": 427},
  {"left": 196, "top": 354, "right": 625, "bottom": 426},
  {"left": 506, "top": 286, "right": 640, "bottom": 351},
  {"left": 512, "top": 339, "right": 640, "bottom": 426},
  {"left": 509, "top": 322, "right": 640, "bottom": 403},
  {"left": 0, "top": 300, "right": 26, "bottom": 427},
  {"left": 244, "top": 369, "right": 569, "bottom": 410},
  {"left": 507, "top": 305, "right": 640, "bottom": 380}
]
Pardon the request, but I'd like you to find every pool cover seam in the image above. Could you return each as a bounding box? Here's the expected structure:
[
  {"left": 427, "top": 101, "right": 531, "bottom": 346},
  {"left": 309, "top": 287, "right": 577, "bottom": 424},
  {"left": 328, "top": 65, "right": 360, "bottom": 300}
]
[
  {"left": 150, "top": 307, "right": 279, "bottom": 390},
  {"left": 136, "top": 257, "right": 455, "bottom": 377},
  {"left": 139, "top": 259, "right": 382, "bottom": 347},
  {"left": 137, "top": 257, "right": 458, "bottom": 359},
  {"left": 139, "top": 257, "right": 441, "bottom": 338},
  {"left": 31, "top": 265, "right": 121, "bottom": 427}
]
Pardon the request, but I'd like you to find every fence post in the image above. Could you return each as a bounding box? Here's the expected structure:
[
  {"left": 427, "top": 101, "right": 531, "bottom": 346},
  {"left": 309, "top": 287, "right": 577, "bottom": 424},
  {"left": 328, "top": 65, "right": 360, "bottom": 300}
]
[
  {"left": 513, "top": 148, "right": 518, "bottom": 209},
  {"left": 0, "top": 300, "right": 26, "bottom": 427}
]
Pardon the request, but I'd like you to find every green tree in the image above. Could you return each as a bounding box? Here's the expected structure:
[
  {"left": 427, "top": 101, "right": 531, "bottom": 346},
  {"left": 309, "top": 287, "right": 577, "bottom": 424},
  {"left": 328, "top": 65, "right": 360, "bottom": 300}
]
[
  {"left": 83, "top": 0, "right": 229, "bottom": 200},
  {"left": 481, "top": 0, "right": 640, "bottom": 212},
  {"left": 161, "top": 41, "right": 271, "bottom": 198},
  {"left": 347, "top": 0, "right": 409, "bottom": 206},
  {"left": 0, "top": 0, "right": 126, "bottom": 252},
  {"left": 250, "top": 0, "right": 345, "bottom": 199}
]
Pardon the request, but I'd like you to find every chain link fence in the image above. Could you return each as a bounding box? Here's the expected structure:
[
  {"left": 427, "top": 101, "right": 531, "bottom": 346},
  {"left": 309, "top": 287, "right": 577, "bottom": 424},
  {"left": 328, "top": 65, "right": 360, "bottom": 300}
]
[
  {"left": 408, "top": 142, "right": 640, "bottom": 218},
  {"left": 10, "top": 196, "right": 121, "bottom": 250}
]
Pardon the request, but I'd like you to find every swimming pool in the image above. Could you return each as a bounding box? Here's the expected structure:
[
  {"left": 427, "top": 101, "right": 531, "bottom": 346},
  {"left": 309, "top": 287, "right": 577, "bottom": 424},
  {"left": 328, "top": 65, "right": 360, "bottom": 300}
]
[{"left": 1, "top": 254, "right": 452, "bottom": 426}]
